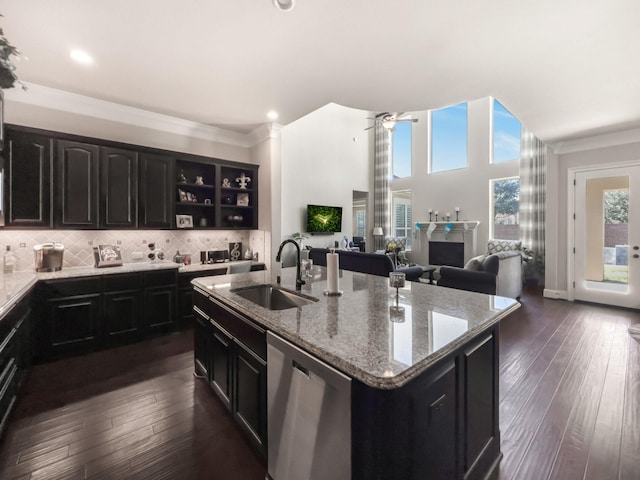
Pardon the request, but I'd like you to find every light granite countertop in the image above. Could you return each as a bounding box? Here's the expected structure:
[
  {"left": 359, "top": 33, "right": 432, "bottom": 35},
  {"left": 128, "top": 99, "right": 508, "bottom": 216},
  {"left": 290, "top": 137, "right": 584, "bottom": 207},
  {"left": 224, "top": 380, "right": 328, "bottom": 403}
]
[
  {"left": 192, "top": 267, "right": 520, "bottom": 389},
  {"left": 0, "top": 260, "right": 261, "bottom": 320}
]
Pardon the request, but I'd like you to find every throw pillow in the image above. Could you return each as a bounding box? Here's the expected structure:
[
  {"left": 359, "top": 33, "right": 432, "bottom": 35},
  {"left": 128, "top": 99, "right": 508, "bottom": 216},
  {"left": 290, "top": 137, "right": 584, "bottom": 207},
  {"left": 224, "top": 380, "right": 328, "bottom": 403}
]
[
  {"left": 487, "top": 239, "right": 522, "bottom": 254},
  {"left": 464, "top": 255, "right": 486, "bottom": 271}
]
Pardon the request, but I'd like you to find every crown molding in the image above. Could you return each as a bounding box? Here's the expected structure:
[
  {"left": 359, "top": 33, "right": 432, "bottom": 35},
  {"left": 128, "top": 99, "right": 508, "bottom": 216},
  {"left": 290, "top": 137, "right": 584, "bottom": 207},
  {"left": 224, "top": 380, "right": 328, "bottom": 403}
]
[
  {"left": 552, "top": 127, "right": 640, "bottom": 155},
  {"left": 3, "top": 83, "right": 267, "bottom": 148}
]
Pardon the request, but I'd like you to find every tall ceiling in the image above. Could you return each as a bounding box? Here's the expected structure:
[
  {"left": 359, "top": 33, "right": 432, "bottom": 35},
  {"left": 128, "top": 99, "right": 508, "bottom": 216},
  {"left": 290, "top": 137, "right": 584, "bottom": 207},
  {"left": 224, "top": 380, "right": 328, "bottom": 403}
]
[{"left": 2, "top": 0, "right": 639, "bottom": 145}]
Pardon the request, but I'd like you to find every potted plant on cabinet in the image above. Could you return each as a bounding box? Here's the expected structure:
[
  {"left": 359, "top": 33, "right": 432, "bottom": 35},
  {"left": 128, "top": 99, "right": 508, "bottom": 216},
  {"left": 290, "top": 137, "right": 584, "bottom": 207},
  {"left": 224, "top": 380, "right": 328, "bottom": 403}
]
[
  {"left": 1, "top": 15, "right": 25, "bottom": 152},
  {"left": 0, "top": 15, "right": 23, "bottom": 90}
]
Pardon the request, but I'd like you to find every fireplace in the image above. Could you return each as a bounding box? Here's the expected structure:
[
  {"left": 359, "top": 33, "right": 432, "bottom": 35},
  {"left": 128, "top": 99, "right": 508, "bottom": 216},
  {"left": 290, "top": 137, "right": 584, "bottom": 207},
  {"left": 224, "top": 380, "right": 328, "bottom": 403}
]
[{"left": 429, "top": 242, "right": 465, "bottom": 267}]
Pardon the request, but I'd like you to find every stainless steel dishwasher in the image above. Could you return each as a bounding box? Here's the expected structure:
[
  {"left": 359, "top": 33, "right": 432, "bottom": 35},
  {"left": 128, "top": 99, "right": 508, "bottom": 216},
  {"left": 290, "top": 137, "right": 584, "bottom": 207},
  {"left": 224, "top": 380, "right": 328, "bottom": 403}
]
[{"left": 267, "top": 332, "right": 351, "bottom": 480}]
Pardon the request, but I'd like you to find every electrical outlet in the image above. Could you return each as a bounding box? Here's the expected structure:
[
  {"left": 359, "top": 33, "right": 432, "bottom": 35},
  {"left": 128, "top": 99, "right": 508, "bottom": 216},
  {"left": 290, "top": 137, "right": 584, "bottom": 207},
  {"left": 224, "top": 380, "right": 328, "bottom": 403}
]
[{"left": 132, "top": 251, "right": 144, "bottom": 260}]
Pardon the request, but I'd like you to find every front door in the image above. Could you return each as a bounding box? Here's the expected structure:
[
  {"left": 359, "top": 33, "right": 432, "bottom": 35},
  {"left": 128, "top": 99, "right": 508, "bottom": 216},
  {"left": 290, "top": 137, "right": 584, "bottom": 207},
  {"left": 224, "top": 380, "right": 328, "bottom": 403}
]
[{"left": 574, "top": 165, "right": 640, "bottom": 308}]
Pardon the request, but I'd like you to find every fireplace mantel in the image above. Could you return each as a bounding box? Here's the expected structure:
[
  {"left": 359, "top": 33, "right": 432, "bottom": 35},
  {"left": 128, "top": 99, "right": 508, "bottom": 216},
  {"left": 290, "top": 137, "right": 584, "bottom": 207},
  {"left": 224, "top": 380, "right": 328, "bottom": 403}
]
[
  {"left": 416, "top": 221, "right": 480, "bottom": 236},
  {"left": 415, "top": 221, "right": 481, "bottom": 265}
]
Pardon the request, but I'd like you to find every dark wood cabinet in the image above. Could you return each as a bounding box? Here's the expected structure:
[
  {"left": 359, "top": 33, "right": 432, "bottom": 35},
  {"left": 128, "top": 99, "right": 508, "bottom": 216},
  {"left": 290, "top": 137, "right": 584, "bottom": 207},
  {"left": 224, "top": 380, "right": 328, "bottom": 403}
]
[
  {"left": 3, "top": 128, "right": 53, "bottom": 228},
  {"left": 100, "top": 147, "right": 138, "bottom": 228},
  {"left": 462, "top": 333, "right": 500, "bottom": 478},
  {"left": 193, "top": 288, "right": 267, "bottom": 458},
  {"left": 35, "top": 271, "right": 177, "bottom": 361},
  {"left": 233, "top": 341, "right": 267, "bottom": 450},
  {"left": 351, "top": 328, "right": 501, "bottom": 480},
  {"left": 210, "top": 322, "right": 233, "bottom": 410},
  {"left": 194, "top": 312, "right": 210, "bottom": 379},
  {"left": 143, "top": 269, "right": 177, "bottom": 335},
  {"left": 3, "top": 125, "right": 258, "bottom": 231},
  {"left": 103, "top": 273, "right": 143, "bottom": 346},
  {"left": 139, "top": 152, "right": 173, "bottom": 229},
  {"left": 0, "top": 296, "right": 32, "bottom": 439},
  {"left": 178, "top": 269, "right": 229, "bottom": 329},
  {"left": 40, "top": 279, "right": 103, "bottom": 358},
  {"left": 56, "top": 140, "right": 100, "bottom": 228}
]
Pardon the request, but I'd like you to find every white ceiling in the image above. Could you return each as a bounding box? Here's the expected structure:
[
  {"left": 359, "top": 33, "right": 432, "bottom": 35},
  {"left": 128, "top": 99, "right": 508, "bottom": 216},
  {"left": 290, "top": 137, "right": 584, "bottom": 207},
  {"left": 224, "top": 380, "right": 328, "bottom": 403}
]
[{"left": 2, "top": 0, "right": 639, "bottom": 145}]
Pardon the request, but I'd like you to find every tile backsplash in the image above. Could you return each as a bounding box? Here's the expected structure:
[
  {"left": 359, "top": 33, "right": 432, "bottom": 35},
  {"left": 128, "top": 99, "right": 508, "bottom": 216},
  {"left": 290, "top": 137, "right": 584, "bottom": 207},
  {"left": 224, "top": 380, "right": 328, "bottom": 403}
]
[{"left": 0, "top": 230, "right": 266, "bottom": 272}]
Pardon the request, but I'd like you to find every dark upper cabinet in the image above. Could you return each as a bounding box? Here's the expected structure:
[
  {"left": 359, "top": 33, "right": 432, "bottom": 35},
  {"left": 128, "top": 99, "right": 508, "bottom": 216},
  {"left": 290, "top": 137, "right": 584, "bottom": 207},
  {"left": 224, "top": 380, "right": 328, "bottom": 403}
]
[
  {"left": 100, "top": 147, "right": 138, "bottom": 228},
  {"left": 55, "top": 140, "right": 99, "bottom": 228},
  {"left": 3, "top": 125, "right": 256, "bottom": 231},
  {"left": 3, "top": 128, "right": 53, "bottom": 228},
  {"left": 139, "top": 152, "right": 173, "bottom": 229}
]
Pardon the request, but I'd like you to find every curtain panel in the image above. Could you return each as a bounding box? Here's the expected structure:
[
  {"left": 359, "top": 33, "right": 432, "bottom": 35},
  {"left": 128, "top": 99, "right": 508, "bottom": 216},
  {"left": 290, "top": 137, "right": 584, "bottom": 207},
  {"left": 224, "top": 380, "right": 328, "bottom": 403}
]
[
  {"left": 519, "top": 129, "right": 547, "bottom": 282},
  {"left": 373, "top": 122, "right": 390, "bottom": 250}
]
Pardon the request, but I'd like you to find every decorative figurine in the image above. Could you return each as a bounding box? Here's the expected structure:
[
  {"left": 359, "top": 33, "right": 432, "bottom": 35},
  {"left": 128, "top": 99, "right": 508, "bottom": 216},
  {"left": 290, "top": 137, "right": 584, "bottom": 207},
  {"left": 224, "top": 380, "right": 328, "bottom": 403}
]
[
  {"left": 235, "top": 172, "right": 252, "bottom": 189},
  {"left": 177, "top": 170, "right": 187, "bottom": 183},
  {"left": 222, "top": 178, "right": 231, "bottom": 188},
  {"left": 195, "top": 176, "right": 204, "bottom": 185}
]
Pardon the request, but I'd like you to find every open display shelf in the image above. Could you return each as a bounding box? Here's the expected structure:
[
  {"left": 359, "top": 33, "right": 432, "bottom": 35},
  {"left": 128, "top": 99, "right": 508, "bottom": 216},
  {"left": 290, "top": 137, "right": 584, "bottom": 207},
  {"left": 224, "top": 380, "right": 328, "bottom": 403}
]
[
  {"left": 218, "top": 165, "right": 258, "bottom": 229},
  {"left": 173, "top": 160, "right": 258, "bottom": 230}
]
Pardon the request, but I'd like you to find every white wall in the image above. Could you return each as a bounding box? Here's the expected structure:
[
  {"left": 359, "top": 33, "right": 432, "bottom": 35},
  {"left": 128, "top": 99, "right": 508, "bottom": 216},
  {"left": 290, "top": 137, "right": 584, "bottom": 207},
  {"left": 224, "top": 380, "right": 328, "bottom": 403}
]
[
  {"left": 391, "top": 97, "right": 520, "bottom": 265},
  {"left": 545, "top": 136, "right": 640, "bottom": 295},
  {"left": 279, "top": 103, "right": 371, "bottom": 254}
]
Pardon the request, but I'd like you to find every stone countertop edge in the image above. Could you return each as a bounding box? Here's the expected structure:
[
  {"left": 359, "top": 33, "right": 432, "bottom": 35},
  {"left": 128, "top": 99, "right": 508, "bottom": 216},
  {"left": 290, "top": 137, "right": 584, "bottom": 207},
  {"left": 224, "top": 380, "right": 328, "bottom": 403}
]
[
  {"left": 191, "top": 269, "right": 521, "bottom": 390},
  {"left": 0, "top": 260, "right": 265, "bottom": 325}
]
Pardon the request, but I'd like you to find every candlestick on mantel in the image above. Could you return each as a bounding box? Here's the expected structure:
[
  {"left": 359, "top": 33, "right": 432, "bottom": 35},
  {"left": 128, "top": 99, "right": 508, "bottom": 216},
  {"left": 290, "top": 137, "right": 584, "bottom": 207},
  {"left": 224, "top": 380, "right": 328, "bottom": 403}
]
[{"left": 455, "top": 207, "right": 460, "bottom": 221}]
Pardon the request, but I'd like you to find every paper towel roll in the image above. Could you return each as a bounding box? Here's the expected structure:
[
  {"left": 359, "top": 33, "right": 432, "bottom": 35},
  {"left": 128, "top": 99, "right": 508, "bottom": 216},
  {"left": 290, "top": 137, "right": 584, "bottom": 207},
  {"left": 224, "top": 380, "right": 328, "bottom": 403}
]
[{"left": 326, "top": 251, "right": 340, "bottom": 293}]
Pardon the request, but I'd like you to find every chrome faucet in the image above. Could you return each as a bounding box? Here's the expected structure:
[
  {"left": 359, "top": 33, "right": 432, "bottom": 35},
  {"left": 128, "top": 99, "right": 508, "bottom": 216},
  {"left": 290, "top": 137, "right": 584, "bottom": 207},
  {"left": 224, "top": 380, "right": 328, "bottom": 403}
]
[{"left": 275, "top": 239, "right": 305, "bottom": 291}]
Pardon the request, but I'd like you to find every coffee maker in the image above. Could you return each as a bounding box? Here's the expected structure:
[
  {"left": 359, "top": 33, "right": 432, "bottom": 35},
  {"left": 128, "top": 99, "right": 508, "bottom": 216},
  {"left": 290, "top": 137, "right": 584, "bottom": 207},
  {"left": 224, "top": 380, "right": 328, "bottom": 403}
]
[{"left": 33, "top": 243, "right": 65, "bottom": 272}]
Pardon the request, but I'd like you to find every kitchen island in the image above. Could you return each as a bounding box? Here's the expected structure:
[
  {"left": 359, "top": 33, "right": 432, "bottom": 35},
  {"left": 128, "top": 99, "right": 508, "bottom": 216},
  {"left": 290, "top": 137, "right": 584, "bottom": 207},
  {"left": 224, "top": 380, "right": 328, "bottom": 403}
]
[{"left": 192, "top": 266, "right": 519, "bottom": 480}]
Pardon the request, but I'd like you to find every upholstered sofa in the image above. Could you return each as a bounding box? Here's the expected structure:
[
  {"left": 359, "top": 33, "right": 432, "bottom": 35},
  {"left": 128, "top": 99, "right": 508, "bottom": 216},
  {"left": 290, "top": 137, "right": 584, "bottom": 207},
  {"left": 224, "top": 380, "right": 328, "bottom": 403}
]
[
  {"left": 308, "top": 248, "right": 425, "bottom": 282},
  {"left": 437, "top": 240, "right": 523, "bottom": 298}
]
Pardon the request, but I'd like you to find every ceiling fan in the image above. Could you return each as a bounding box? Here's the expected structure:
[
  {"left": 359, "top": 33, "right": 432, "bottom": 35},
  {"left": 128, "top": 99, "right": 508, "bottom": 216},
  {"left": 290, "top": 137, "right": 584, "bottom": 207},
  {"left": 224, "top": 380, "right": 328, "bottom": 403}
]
[{"left": 365, "top": 113, "right": 419, "bottom": 131}]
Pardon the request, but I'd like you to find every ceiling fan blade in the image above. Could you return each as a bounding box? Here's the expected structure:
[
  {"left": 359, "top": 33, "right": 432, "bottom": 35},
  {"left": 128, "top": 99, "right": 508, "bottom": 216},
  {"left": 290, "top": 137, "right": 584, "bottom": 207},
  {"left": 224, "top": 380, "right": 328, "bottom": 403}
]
[
  {"left": 396, "top": 118, "right": 419, "bottom": 123},
  {"left": 364, "top": 125, "right": 375, "bottom": 130}
]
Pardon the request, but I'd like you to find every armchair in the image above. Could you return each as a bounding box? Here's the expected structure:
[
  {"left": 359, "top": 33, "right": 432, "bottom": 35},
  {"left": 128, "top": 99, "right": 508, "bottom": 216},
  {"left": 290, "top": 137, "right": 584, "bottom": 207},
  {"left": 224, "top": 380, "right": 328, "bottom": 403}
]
[{"left": 438, "top": 240, "right": 523, "bottom": 298}]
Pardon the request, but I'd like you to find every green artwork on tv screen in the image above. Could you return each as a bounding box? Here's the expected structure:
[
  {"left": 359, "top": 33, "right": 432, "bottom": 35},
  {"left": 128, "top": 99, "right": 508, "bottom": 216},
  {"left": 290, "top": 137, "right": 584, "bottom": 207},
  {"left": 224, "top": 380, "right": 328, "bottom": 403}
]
[{"left": 306, "top": 204, "right": 342, "bottom": 233}]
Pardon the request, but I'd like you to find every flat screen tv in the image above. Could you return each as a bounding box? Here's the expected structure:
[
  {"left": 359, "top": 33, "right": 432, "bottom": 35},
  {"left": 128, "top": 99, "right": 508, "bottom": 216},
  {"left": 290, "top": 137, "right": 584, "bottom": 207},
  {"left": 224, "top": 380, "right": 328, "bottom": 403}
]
[{"left": 306, "top": 204, "right": 343, "bottom": 233}]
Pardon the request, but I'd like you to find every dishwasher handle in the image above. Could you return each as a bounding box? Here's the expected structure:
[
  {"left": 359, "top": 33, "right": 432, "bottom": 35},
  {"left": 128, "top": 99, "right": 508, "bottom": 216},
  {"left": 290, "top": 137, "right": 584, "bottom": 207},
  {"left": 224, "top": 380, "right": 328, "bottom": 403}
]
[{"left": 292, "top": 360, "right": 310, "bottom": 377}]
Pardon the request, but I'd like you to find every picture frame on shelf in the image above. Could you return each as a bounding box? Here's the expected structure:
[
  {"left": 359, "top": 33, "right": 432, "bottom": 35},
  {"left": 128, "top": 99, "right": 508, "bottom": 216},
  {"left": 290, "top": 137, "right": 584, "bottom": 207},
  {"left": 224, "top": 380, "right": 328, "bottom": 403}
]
[
  {"left": 176, "top": 214, "right": 194, "bottom": 229},
  {"left": 178, "top": 189, "right": 188, "bottom": 202},
  {"left": 237, "top": 192, "right": 249, "bottom": 206}
]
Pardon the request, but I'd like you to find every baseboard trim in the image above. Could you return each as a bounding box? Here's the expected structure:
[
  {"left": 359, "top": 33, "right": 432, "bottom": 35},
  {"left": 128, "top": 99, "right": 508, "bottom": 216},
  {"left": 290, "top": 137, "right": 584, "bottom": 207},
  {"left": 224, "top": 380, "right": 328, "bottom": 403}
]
[{"left": 543, "top": 289, "right": 568, "bottom": 300}]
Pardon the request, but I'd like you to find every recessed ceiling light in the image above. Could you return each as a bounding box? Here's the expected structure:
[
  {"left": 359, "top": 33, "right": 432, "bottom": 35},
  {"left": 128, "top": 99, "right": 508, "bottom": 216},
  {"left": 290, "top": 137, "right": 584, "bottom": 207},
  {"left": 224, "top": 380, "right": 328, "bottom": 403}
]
[
  {"left": 267, "top": 111, "right": 279, "bottom": 121},
  {"left": 70, "top": 49, "right": 94, "bottom": 65},
  {"left": 273, "top": 0, "right": 295, "bottom": 11}
]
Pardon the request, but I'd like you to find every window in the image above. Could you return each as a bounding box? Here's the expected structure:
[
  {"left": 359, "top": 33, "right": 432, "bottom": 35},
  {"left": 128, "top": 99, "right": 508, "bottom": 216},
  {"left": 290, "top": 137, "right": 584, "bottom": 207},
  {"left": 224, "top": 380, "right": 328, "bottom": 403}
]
[
  {"left": 491, "top": 177, "right": 519, "bottom": 240},
  {"left": 354, "top": 207, "right": 366, "bottom": 238},
  {"left": 392, "top": 191, "right": 412, "bottom": 249},
  {"left": 392, "top": 121, "right": 412, "bottom": 178},
  {"left": 430, "top": 102, "right": 468, "bottom": 173},
  {"left": 493, "top": 99, "right": 522, "bottom": 163}
]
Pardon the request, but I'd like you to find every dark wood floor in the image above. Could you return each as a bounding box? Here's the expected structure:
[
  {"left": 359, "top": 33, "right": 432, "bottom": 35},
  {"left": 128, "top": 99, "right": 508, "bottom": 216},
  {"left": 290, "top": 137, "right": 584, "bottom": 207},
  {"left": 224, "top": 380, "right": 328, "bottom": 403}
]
[
  {"left": 497, "top": 288, "right": 640, "bottom": 480},
  {"left": 0, "top": 289, "right": 638, "bottom": 479}
]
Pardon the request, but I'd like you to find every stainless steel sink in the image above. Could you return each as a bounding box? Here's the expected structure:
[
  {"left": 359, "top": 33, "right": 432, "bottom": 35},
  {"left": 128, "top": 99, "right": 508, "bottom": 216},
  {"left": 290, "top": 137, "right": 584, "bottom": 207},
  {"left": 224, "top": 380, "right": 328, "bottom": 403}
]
[{"left": 231, "top": 284, "right": 318, "bottom": 310}]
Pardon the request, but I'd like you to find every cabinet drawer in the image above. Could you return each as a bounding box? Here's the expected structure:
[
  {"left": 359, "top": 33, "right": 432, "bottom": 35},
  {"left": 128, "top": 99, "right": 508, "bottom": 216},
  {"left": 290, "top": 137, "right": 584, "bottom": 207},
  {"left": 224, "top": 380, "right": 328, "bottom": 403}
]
[
  {"left": 144, "top": 269, "right": 177, "bottom": 287},
  {"left": 42, "top": 277, "right": 102, "bottom": 296},
  {"left": 0, "top": 329, "right": 17, "bottom": 379},
  {"left": 0, "top": 359, "right": 18, "bottom": 420},
  {"left": 209, "top": 298, "right": 266, "bottom": 361},
  {"left": 104, "top": 273, "right": 143, "bottom": 291}
]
